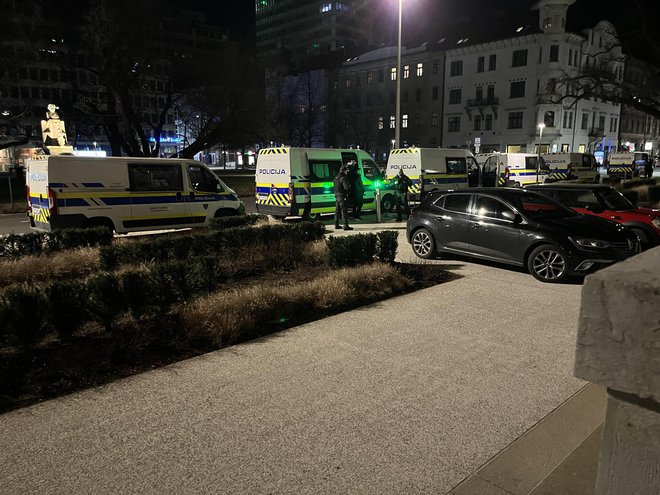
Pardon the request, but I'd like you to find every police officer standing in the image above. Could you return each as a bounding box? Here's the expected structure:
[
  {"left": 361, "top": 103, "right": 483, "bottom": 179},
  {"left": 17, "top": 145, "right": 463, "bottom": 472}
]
[
  {"left": 347, "top": 160, "right": 365, "bottom": 220},
  {"left": 333, "top": 166, "right": 353, "bottom": 230},
  {"left": 393, "top": 169, "right": 412, "bottom": 222}
]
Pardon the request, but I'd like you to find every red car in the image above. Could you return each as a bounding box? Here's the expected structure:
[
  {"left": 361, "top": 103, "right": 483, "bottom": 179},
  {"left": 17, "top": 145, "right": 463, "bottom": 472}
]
[{"left": 527, "top": 184, "right": 660, "bottom": 248}]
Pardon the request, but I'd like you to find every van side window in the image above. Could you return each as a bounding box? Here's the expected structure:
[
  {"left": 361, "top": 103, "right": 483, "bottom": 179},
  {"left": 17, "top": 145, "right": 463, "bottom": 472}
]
[
  {"left": 446, "top": 157, "right": 467, "bottom": 174},
  {"left": 188, "top": 165, "right": 222, "bottom": 192},
  {"left": 361, "top": 159, "right": 381, "bottom": 180},
  {"left": 310, "top": 160, "right": 342, "bottom": 181},
  {"left": 442, "top": 194, "right": 471, "bottom": 213},
  {"left": 129, "top": 164, "right": 183, "bottom": 191}
]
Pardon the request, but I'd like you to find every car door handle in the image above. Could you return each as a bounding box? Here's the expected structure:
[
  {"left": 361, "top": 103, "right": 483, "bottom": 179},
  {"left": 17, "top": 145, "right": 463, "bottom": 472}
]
[
  {"left": 470, "top": 222, "right": 481, "bottom": 229},
  {"left": 434, "top": 215, "right": 447, "bottom": 221}
]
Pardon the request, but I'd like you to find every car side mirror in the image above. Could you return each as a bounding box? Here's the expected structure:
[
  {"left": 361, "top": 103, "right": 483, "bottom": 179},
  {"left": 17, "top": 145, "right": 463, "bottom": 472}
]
[{"left": 502, "top": 210, "right": 522, "bottom": 223}]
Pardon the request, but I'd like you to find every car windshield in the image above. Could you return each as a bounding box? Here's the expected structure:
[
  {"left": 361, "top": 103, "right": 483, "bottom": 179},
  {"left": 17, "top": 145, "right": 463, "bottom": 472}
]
[
  {"left": 594, "top": 188, "right": 636, "bottom": 210},
  {"left": 503, "top": 191, "right": 576, "bottom": 219}
]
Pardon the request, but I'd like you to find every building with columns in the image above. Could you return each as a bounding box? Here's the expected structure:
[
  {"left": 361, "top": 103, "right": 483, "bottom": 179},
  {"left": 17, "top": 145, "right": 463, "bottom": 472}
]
[{"left": 442, "top": 0, "right": 622, "bottom": 155}]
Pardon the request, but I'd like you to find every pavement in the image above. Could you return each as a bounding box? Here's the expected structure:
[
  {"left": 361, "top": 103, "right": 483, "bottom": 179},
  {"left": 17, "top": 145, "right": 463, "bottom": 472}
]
[{"left": 0, "top": 221, "right": 603, "bottom": 494}]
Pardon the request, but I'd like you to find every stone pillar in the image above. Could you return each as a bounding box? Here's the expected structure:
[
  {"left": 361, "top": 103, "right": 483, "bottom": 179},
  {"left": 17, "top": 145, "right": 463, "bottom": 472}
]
[{"left": 574, "top": 247, "right": 660, "bottom": 495}]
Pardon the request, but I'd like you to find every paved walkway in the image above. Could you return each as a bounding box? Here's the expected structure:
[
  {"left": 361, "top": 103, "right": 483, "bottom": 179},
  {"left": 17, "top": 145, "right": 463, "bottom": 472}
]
[{"left": 1, "top": 228, "right": 593, "bottom": 494}]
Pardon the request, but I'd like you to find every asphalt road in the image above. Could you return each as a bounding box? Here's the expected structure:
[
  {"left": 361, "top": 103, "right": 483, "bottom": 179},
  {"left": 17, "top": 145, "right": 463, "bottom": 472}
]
[{"left": 0, "top": 231, "right": 585, "bottom": 494}]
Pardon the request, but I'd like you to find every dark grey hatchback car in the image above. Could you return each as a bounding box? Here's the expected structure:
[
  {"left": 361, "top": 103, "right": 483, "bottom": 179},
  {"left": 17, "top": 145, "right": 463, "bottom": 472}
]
[{"left": 407, "top": 188, "right": 640, "bottom": 282}]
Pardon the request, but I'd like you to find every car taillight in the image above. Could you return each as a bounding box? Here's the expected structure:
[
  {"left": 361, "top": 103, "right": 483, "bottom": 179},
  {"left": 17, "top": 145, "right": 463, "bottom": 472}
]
[
  {"left": 419, "top": 178, "right": 424, "bottom": 197},
  {"left": 48, "top": 188, "right": 58, "bottom": 214},
  {"left": 289, "top": 182, "right": 295, "bottom": 204},
  {"left": 26, "top": 184, "right": 31, "bottom": 207}
]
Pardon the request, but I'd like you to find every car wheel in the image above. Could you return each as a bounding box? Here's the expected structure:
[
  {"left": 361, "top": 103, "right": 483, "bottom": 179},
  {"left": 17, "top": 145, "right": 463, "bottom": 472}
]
[
  {"left": 527, "top": 244, "right": 569, "bottom": 283},
  {"left": 411, "top": 228, "right": 436, "bottom": 259},
  {"left": 380, "top": 194, "right": 394, "bottom": 213},
  {"left": 630, "top": 228, "right": 650, "bottom": 250}
]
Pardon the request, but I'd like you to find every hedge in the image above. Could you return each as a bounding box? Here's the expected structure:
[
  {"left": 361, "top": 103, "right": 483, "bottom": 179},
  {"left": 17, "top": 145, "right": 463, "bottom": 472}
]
[
  {"left": 326, "top": 231, "right": 399, "bottom": 267},
  {"left": 100, "top": 221, "right": 326, "bottom": 270},
  {"left": 0, "top": 226, "right": 113, "bottom": 259},
  {"left": 209, "top": 214, "right": 267, "bottom": 230}
]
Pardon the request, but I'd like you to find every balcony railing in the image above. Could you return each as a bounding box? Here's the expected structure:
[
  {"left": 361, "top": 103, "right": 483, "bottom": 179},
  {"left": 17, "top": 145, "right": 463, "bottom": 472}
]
[
  {"left": 466, "top": 97, "right": 499, "bottom": 107},
  {"left": 588, "top": 127, "right": 605, "bottom": 137}
]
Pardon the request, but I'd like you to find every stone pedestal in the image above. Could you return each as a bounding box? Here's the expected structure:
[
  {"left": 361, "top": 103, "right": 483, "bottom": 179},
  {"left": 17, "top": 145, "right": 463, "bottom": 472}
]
[{"left": 575, "top": 247, "right": 660, "bottom": 494}]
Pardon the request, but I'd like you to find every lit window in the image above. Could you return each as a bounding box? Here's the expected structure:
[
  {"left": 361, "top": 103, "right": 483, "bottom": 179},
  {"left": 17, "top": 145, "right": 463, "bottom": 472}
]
[
  {"left": 402, "top": 114, "right": 408, "bottom": 128},
  {"left": 403, "top": 65, "right": 410, "bottom": 78},
  {"left": 367, "top": 72, "right": 373, "bottom": 84},
  {"left": 416, "top": 63, "right": 423, "bottom": 76},
  {"left": 378, "top": 116, "right": 384, "bottom": 130},
  {"left": 390, "top": 115, "right": 396, "bottom": 128},
  {"left": 320, "top": 3, "right": 332, "bottom": 13},
  {"left": 390, "top": 67, "right": 397, "bottom": 81},
  {"left": 345, "top": 78, "right": 351, "bottom": 88}
]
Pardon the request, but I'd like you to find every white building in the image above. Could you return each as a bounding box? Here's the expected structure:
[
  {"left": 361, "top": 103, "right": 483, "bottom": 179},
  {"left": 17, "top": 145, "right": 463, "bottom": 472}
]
[{"left": 442, "top": 0, "right": 622, "bottom": 155}]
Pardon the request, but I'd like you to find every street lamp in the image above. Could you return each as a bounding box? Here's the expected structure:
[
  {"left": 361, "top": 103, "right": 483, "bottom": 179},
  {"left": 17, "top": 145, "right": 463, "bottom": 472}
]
[
  {"left": 394, "top": 0, "right": 402, "bottom": 149},
  {"left": 536, "top": 122, "right": 545, "bottom": 184}
]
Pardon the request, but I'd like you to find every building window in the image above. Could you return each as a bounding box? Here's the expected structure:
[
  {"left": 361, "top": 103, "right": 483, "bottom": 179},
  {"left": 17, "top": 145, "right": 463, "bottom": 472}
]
[
  {"left": 449, "top": 88, "right": 462, "bottom": 104},
  {"left": 390, "top": 115, "right": 396, "bottom": 128},
  {"left": 549, "top": 45, "right": 559, "bottom": 62},
  {"left": 538, "top": 47, "right": 543, "bottom": 64},
  {"left": 508, "top": 111, "right": 523, "bottom": 129},
  {"left": 568, "top": 49, "right": 573, "bottom": 66},
  {"left": 450, "top": 60, "right": 463, "bottom": 77},
  {"left": 448, "top": 116, "right": 461, "bottom": 132},
  {"left": 477, "top": 56, "right": 485, "bottom": 73},
  {"left": 485, "top": 114, "right": 493, "bottom": 130},
  {"left": 390, "top": 67, "right": 397, "bottom": 81},
  {"left": 512, "top": 49, "right": 528, "bottom": 67},
  {"left": 433, "top": 60, "right": 440, "bottom": 73},
  {"left": 476, "top": 86, "right": 483, "bottom": 102},
  {"left": 367, "top": 72, "right": 373, "bottom": 84},
  {"left": 345, "top": 78, "right": 351, "bottom": 88},
  {"left": 403, "top": 65, "right": 410, "bottom": 78},
  {"left": 402, "top": 114, "right": 408, "bottom": 128},
  {"left": 474, "top": 115, "right": 482, "bottom": 131},
  {"left": 432, "top": 86, "right": 439, "bottom": 100},
  {"left": 378, "top": 116, "right": 384, "bottom": 130},
  {"left": 544, "top": 111, "right": 555, "bottom": 127},
  {"left": 431, "top": 112, "right": 438, "bottom": 127},
  {"left": 581, "top": 113, "right": 589, "bottom": 130},
  {"left": 487, "top": 85, "right": 495, "bottom": 101},
  {"left": 488, "top": 54, "right": 497, "bottom": 71},
  {"left": 610, "top": 117, "right": 618, "bottom": 133},
  {"left": 509, "top": 81, "right": 525, "bottom": 98},
  {"left": 563, "top": 111, "right": 573, "bottom": 129},
  {"left": 415, "top": 88, "right": 422, "bottom": 102},
  {"left": 543, "top": 17, "right": 552, "bottom": 29},
  {"left": 598, "top": 115, "right": 606, "bottom": 131},
  {"left": 416, "top": 62, "right": 423, "bottom": 76}
]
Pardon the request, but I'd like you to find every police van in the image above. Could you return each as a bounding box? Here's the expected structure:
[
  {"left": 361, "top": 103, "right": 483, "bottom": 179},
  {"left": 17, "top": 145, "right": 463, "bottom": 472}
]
[
  {"left": 542, "top": 153, "right": 597, "bottom": 180},
  {"left": 385, "top": 148, "right": 478, "bottom": 200},
  {"left": 481, "top": 152, "right": 549, "bottom": 187},
  {"left": 606, "top": 151, "right": 649, "bottom": 177},
  {"left": 26, "top": 155, "right": 244, "bottom": 233},
  {"left": 254, "top": 147, "right": 394, "bottom": 220}
]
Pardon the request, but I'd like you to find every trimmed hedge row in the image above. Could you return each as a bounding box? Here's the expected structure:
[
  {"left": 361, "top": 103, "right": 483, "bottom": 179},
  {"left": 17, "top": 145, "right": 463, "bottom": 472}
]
[
  {"left": 0, "top": 227, "right": 113, "bottom": 259},
  {"left": 621, "top": 179, "right": 657, "bottom": 189},
  {"left": 100, "top": 222, "right": 326, "bottom": 270},
  {"left": 326, "top": 231, "right": 398, "bottom": 267},
  {"left": 209, "top": 214, "right": 267, "bottom": 230}
]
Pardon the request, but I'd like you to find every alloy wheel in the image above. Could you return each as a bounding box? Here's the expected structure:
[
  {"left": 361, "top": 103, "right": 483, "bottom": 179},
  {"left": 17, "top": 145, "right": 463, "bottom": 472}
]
[
  {"left": 532, "top": 249, "right": 566, "bottom": 281},
  {"left": 413, "top": 230, "right": 433, "bottom": 257}
]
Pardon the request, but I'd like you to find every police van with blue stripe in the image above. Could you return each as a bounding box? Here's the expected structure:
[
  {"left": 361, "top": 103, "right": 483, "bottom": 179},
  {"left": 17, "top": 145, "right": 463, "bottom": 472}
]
[
  {"left": 26, "top": 155, "right": 244, "bottom": 233},
  {"left": 255, "top": 147, "right": 395, "bottom": 220},
  {"left": 481, "top": 152, "right": 550, "bottom": 187},
  {"left": 385, "top": 148, "right": 479, "bottom": 200}
]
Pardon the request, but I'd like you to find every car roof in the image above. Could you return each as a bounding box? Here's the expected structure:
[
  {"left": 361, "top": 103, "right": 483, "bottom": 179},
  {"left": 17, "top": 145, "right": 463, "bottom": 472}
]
[{"left": 526, "top": 183, "right": 613, "bottom": 191}]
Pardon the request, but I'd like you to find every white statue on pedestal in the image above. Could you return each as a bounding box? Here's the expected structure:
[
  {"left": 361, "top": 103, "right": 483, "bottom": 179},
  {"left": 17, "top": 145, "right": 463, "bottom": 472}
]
[{"left": 41, "top": 103, "right": 68, "bottom": 146}]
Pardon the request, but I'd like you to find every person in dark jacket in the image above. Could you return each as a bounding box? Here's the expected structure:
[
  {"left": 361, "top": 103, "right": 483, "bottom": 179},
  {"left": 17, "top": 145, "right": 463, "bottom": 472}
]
[
  {"left": 393, "top": 169, "right": 412, "bottom": 221},
  {"left": 333, "top": 166, "right": 353, "bottom": 230},
  {"left": 346, "top": 161, "right": 365, "bottom": 220}
]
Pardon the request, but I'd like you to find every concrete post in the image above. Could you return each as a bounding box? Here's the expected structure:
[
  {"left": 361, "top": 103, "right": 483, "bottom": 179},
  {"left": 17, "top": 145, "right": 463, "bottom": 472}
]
[{"left": 574, "top": 247, "right": 660, "bottom": 495}]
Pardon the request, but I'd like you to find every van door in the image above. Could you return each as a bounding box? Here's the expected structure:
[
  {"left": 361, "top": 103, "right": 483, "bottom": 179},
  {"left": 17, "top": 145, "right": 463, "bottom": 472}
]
[
  {"left": 482, "top": 156, "right": 498, "bottom": 187},
  {"left": 358, "top": 157, "right": 382, "bottom": 210},
  {"left": 309, "top": 158, "right": 343, "bottom": 217},
  {"left": 126, "top": 162, "right": 191, "bottom": 230},
  {"left": 186, "top": 163, "right": 227, "bottom": 224}
]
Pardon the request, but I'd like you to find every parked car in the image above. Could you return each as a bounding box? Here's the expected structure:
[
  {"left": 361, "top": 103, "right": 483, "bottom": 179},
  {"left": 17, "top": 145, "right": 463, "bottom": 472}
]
[
  {"left": 407, "top": 188, "right": 640, "bottom": 283},
  {"left": 526, "top": 184, "right": 660, "bottom": 249}
]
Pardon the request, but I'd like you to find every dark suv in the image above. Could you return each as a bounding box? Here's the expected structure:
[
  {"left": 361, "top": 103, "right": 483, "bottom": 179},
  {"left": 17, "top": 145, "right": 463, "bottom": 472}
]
[
  {"left": 407, "top": 188, "right": 640, "bottom": 283},
  {"left": 526, "top": 184, "right": 660, "bottom": 249}
]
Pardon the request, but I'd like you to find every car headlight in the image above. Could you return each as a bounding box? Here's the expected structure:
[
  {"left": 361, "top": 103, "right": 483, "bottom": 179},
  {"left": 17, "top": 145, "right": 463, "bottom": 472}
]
[
  {"left": 652, "top": 217, "right": 660, "bottom": 230},
  {"left": 570, "top": 237, "right": 611, "bottom": 249}
]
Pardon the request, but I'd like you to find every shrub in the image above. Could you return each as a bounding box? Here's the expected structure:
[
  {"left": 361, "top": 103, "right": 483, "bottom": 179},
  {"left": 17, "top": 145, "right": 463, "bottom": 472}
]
[
  {"left": 209, "top": 214, "right": 266, "bottom": 230},
  {"left": 0, "top": 227, "right": 112, "bottom": 259},
  {"left": 326, "top": 233, "right": 377, "bottom": 267},
  {"left": 47, "top": 279, "right": 90, "bottom": 340},
  {"left": 648, "top": 186, "right": 660, "bottom": 203},
  {"left": 375, "top": 231, "right": 398, "bottom": 263},
  {"left": 0, "top": 284, "right": 50, "bottom": 347},
  {"left": 121, "top": 269, "right": 160, "bottom": 317},
  {"left": 86, "top": 272, "right": 126, "bottom": 332}
]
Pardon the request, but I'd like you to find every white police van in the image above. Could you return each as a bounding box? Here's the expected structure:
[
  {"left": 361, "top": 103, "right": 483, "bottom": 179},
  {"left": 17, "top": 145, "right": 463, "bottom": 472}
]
[
  {"left": 254, "top": 147, "right": 394, "bottom": 220},
  {"left": 26, "top": 155, "right": 244, "bottom": 233},
  {"left": 481, "top": 152, "right": 549, "bottom": 187}
]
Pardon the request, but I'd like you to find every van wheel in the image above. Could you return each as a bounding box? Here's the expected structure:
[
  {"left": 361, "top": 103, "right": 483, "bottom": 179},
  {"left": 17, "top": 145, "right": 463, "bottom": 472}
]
[
  {"left": 380, "top": 194, "right": 394, "bottom": 212},
  {"left": 411, "top": 228, "right": 436, "bottom": 259},
  {"left": 86, "top": 217, "right": 115, "bottom": 233},
  {"left": 513, "top": 181, "right": 521, "bottom": 188},
  {"left": 302, "top": 203, "right": 321, "bottom": 221},
  {"left": 527, "top": 244, "right": 568, "bottom": 283}
]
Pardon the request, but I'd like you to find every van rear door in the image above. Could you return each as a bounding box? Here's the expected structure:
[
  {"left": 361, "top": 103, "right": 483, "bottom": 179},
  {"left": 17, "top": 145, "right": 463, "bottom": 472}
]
[
  {"left": 27, "top": 158, "right": 53, "bottom": 231},
  {"left": 255, "top": 148, "right": 292, "bottom": 217}
]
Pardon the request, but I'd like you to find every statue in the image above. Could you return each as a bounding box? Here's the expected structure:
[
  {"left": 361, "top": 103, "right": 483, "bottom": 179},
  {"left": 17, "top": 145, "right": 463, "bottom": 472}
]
[{"left": 41, "top": 103, "right": 68, "bottom": 147}]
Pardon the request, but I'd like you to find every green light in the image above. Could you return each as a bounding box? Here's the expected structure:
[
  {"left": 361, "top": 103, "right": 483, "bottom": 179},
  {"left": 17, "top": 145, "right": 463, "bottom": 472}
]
[
  {"left": 324, "top": 182, "right": 333, "bottom": 194},
  {"left": 374, "top": 180, "right": 381, "bottom": 189}
]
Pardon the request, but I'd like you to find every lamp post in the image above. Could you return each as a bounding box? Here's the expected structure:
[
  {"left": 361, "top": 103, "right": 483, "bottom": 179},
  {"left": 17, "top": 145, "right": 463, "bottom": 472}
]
[
  {"left": 536, "top": 122, "right": 545, "bottom": 184},
  {"left": 394, "top": 0, "right": 402, "bottom": 149}
]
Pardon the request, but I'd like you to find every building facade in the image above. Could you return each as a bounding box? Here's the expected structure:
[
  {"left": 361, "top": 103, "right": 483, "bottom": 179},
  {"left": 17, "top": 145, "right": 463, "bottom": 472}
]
[
  {"left": 256, "top": 0, "right": 373, "bottom": 69},
  {"left": 442, "top": 0, "right": 622, "bottom": 156},
  {"left": 332, "top": 43, "right": 446, "bottom": 162}
]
